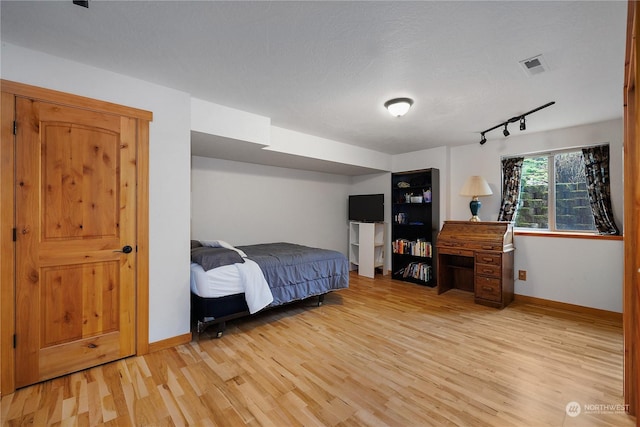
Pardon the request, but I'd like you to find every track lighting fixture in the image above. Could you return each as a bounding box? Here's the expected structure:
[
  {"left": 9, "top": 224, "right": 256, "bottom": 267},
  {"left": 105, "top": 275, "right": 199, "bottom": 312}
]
[{"left": 478, "top": 101, "right": 555, "bottom": 145}]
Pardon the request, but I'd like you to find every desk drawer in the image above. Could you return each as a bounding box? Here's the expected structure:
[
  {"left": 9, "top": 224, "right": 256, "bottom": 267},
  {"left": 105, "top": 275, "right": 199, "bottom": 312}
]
[
  {"left": 437, "top": 247, "right": 474, "bottom": 257},
  {"left": 475, "top": 263, "right": 501, "bottom": 277},
  {"left": 475, "top": 252, "right": 501, "bottom": 266},
  {"left": 439, "top": 241, "right": 503, "bottom": 252},
  {"left": 475, "top": 276, "right": 502, "bottom": 302}
]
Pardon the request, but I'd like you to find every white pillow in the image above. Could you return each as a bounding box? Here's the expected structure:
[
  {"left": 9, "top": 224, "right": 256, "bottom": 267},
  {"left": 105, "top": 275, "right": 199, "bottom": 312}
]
[{"left": 200, "top": 240, "right": 247, "bottom": 258}]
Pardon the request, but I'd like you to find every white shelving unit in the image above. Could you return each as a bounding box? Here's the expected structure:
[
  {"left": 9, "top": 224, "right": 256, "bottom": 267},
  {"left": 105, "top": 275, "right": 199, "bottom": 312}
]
[{"left": 349, "top": 221, "right": 385, "bottom": 278}]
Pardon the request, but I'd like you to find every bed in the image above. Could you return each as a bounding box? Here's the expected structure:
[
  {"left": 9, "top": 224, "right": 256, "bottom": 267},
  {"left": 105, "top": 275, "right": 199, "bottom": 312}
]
[{"left": 190, "top": 240, "right": 349, "bottom": 337}]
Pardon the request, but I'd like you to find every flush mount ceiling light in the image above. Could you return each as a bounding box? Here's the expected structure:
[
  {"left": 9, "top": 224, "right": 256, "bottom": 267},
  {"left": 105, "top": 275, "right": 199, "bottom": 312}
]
[
  {"left": 478, "top": 101, "right": 555, "bottom": 145},
  {"left": 384, "top": 98, "right": 413, "bottom": 117}
]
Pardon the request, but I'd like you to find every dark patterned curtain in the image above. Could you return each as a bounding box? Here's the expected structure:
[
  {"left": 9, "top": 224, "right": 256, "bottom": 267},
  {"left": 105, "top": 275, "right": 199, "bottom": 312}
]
[
  {"left": 497, "top": 157, "right": 524, "bottom": 222},
  {"left": 582, "top": 145, "right": 620, "bottom": 235}
]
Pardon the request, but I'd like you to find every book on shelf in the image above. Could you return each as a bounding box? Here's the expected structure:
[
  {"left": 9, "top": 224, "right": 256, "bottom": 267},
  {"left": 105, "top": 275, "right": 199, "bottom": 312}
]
[
  {"left": 392, "top": 238, "right": 432, "bottom": 257},
  {"left": 394, "top": 262, "right": 432, "bottom": 282}
]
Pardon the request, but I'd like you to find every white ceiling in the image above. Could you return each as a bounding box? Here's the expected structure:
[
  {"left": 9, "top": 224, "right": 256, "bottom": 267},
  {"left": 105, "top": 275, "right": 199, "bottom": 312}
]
[{"left": 0, "top": 1, "right": 628, "bottom": 158}]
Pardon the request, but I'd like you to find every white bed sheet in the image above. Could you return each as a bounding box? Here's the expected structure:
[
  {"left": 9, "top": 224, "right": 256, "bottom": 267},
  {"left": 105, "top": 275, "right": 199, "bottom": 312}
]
[
  {"left": 190, "top": 262, "right": 244, "bottom": 297},
  {"left": 190, "top": 260, "right": 273, "bottom": 314}
]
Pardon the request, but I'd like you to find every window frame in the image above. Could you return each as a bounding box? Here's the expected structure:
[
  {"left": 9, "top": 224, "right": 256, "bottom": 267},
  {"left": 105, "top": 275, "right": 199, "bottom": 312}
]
[{"left": 507, "top": 146, "right": 601, "bottom": 235}]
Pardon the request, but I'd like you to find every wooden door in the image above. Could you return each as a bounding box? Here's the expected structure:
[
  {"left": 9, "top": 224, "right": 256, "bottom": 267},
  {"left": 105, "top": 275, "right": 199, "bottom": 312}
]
[
  {"left": 624, "top": 0, "right": 640, "bottom": 418},
  {"left": 14, "top": 98, "right": 137, "bottom": 387}
]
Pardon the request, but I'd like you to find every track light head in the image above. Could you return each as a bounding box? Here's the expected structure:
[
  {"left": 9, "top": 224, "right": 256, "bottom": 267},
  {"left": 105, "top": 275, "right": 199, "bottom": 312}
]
[
  {"left": 519, "top": 116, "right": 526, "bottom": 131},
  {"left": 480, "top": 133, "right": 486, "bottom": 145},
  {"left": 503, "top": 124, "right": 510, "bottom": 137}
]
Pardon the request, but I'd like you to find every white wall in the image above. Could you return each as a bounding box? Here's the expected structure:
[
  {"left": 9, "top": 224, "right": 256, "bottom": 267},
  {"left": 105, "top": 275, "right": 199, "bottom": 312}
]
[
  {"left": 269, "top": 126, "right": 390, "bottom": 171},
  {"left": 514, "top": 235, "right": 623, "bottom": 311},
  {"left": 191, "top": 156, "right": 351, "bottom": 254},
  {"left": 448, "top": 119, "right": 623, "bottom": 225},
  {"left": 191, "top": 97, "right": 271, "bottom": 145},
  {"left": 1, "top": 43, "right": 192, "bottom": 343},
  {"left": 191, "top": 97, "right": 391, "bottom": 172},
  {"left": 449, "top": 119, "right": 624, "bottom": 312},
  {"left": 348, "top": 121, "right": 624, "bottom": 312}
]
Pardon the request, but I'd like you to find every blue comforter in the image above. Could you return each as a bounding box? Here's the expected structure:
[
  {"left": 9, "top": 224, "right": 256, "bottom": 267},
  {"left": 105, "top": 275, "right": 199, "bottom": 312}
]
[{"left": 237, "top": 242, "right": 349, "bottom": 307}]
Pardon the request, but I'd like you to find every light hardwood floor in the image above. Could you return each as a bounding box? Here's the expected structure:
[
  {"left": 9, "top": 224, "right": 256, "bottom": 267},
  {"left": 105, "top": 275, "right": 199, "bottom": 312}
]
[{"left": 1, "top": 272, "right": 636, "bottom": 426}]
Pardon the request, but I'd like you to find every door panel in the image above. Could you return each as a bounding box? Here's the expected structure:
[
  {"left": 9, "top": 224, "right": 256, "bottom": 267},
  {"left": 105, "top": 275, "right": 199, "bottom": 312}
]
[
  {"left": 41, "top": 123, "right": 119, "bottom": 239},
  {"left": 15, "top": 98, "right": 136, "bottom": 387},
  {"left": 41, "top": 262, "right": 119, "bottom": 347}
]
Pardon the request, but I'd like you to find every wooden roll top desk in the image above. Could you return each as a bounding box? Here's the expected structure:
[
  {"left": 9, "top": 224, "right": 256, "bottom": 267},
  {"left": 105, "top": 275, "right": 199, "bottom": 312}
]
[{"left": 436, "top": 221, "right": 515, "bottom": 308}]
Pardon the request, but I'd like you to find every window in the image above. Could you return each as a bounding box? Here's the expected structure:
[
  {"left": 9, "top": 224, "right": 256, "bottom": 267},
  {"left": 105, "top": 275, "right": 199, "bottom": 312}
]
[{"left": 513, "top": 149, "right": 596, "bottom": 232}]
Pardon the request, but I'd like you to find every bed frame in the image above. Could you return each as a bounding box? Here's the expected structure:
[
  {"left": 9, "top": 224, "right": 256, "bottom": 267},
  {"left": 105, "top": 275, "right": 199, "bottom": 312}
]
[{"left": 191, "top": 292, "right": 325, "bottom": 338}]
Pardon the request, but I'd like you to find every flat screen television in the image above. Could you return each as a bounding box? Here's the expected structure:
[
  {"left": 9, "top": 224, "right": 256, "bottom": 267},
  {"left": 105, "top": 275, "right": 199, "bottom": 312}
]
[{"left": 348, "top": 194, "right": 384, "bottom": 223}]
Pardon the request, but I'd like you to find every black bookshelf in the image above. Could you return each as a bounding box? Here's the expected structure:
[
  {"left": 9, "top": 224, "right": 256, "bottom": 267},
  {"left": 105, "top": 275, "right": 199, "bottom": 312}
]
[{"left": 391, "top": 168, "right": 440, "bottom": 286}]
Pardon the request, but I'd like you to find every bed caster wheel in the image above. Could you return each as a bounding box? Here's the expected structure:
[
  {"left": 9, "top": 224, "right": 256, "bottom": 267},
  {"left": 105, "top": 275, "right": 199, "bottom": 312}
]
[{"left": 317, "top": 294, "right": 325, "bottom": 307}]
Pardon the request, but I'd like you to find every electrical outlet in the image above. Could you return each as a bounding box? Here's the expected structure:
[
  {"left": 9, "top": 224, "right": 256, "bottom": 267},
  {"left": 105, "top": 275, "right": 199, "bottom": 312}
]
[{"left": 518, "top": 270, "right": 527, "bottom": 281}]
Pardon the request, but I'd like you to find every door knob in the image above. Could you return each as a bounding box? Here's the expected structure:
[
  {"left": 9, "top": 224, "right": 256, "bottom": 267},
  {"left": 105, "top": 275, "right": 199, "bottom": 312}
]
[{"left": 114, "top": 245, "right": 133, "bottom": 254}]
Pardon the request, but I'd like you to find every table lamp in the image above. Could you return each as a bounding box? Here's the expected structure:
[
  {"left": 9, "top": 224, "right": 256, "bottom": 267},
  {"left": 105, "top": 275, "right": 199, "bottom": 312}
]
[{"left": 460, "top": 176, "right": 493, "bottom": 222}]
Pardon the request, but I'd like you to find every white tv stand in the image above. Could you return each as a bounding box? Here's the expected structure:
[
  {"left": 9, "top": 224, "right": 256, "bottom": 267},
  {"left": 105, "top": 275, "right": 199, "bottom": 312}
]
[{"left": 349, "top": 221, "right": 385, "bottom": 278}]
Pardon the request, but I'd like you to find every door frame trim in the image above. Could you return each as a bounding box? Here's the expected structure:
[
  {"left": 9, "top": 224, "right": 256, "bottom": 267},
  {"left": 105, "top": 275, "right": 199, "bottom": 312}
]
[{"left": 0, "top": 80, "right": 152, "bottom": 395}]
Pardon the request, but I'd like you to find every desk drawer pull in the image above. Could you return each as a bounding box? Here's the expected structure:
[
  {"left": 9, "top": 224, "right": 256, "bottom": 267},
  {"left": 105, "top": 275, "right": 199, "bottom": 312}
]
[
  {"left": 482, "top": 286, "right": 494, "bottom": 292},
  {"left": 482, "top": 257, "right": 494, "bottom": 262}
]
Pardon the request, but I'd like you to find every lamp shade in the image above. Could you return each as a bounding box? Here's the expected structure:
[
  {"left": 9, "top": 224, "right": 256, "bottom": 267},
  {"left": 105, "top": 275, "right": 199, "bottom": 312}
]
[
  {"left": 384, "top": 98, "right": 413, "bottom": 117},
  {"left": 460, "top": 176, "right": 493, "bottom": 197}
]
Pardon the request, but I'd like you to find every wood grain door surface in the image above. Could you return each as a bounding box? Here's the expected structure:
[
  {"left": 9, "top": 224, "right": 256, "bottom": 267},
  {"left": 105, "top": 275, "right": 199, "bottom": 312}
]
[{"left": 14, "top": 98, "right": 137, "bottom": 387}]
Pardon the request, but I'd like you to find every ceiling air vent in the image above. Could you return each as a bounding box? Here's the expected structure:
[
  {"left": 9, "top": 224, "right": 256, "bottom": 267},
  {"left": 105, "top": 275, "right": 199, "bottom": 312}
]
[{"left": 519, "top": 54, "right": 549, "bottom": 77}]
